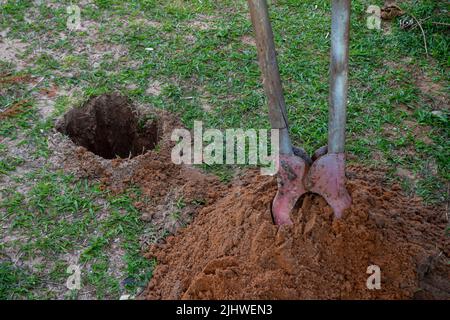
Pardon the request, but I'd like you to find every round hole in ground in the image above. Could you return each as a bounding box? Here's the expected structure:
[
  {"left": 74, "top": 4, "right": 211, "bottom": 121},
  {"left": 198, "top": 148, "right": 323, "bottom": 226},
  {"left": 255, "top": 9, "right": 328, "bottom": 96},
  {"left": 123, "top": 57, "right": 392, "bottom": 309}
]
[{"left": 56, "top": 93, "right": 160, "bottom": 159}]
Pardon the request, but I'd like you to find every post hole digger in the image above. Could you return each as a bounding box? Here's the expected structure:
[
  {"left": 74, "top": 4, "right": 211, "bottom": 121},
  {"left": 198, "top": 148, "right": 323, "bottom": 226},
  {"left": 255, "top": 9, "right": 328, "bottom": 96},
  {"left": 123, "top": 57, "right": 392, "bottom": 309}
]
[{"left": 248, "top": 0, "right": 352, "bottom": 225}]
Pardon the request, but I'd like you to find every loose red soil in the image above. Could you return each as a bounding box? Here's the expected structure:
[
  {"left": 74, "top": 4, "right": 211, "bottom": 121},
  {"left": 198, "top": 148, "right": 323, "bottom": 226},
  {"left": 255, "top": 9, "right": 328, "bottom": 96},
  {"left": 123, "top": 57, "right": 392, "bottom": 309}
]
[{"left": 143, "top": 167, "right": 449, "bottom": 299}]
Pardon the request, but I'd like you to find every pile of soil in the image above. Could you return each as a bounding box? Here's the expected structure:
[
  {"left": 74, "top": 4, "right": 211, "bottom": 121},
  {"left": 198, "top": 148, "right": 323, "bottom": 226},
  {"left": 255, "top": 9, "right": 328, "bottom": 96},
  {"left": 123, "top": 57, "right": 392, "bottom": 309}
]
[
  {"left": 144, "top": 167, "right": 449, "bottom": 299},
  {"left": 56, "top": 93, "right": 159, "bottom": 159},
  {"left": 53, "top": 94, "right": 224, "bottom": 238},
  {"left": 131, "top": 149, "right": 225, "bottom": 234}
]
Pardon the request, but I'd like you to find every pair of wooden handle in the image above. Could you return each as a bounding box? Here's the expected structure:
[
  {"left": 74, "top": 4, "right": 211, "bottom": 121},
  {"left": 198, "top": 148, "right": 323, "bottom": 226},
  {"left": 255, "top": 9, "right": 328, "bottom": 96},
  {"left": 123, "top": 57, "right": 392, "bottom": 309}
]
[{"left": 248, "top": 0, "right": 351, "bottom": 154}]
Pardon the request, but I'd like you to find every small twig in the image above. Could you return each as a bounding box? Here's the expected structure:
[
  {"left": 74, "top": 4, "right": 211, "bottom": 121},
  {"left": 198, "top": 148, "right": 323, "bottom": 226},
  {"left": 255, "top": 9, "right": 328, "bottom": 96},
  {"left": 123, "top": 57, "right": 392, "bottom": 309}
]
[
  {"left": 396, "top": 5, "right": 429, "bottom": 57},
  {"left": 407, "top": 12, "right": 429, "bottom": 57},
  {"left": 410, "top": 16, "right": 432, "bottom": 31},
  {"left": 431, "top": 21, "right": 450, "bottom": 27}
]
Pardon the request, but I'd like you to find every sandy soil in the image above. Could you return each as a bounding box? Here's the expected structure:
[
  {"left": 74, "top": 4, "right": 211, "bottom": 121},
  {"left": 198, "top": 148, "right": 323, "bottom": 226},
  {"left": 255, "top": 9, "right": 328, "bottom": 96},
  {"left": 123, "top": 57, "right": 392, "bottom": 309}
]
[{"left": 142, "top": 167, "right": 449, "bottom": 299}]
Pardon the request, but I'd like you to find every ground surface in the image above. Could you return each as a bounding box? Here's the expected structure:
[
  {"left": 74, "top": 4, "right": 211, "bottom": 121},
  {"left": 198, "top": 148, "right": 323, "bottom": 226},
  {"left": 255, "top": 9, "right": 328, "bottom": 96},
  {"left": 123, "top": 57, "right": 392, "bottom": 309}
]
[
  {"left": 145, "top": 167, "right": 449, "bottom": 299},
  {"left": 0, "top": 0, "right": 448, "bottom": 299}
]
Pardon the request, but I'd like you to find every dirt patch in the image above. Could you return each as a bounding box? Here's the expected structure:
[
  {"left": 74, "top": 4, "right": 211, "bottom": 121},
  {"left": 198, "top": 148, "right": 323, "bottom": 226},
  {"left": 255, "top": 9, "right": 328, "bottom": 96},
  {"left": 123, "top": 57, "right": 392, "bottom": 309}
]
[
  {"left": 143, "top": 166, "right": 449, "bottom": 299},
  {"left": 184, "top": 35, "right": 197, "bottom": 44},
  {"left": 146, "top": 80, "right": 162, "bottom": 96},
  {"left": 396, "top": 167, "right": 417, "bottom": 182},
  {"left": 415, "top": 73, "right": 449, "bottom": 111},
  {"left": 0, "top": 38, "right": 28, "bottom": 70},
  {"left": 403, "top": 120, "right": 433, "bottom": 145},
  {"left": 88, "top": 42, "right": 128, "bottom": 68},
  {"left": 133, "top": 18, "right": 162, "bottom": 28},
  {"left": 56, "top": 93, "right": 159, "bottom": 159},
  {"left": 382, "top": 120, "right": 433, "bottom": 145},
  {"left": 241, "top": 35, "right": 256, "bottom": 46},
  {"left": 187, "top": 14, "right": 216, "bottom": 31},
  {"left": 383, "top": 59, "right": 448, "bottom": 112},
  {"left": 200, "top": 97, "right": 213, "bottom": 112},
  {"left": 34, "top": 83, "right": 60, "bottom": 118}
]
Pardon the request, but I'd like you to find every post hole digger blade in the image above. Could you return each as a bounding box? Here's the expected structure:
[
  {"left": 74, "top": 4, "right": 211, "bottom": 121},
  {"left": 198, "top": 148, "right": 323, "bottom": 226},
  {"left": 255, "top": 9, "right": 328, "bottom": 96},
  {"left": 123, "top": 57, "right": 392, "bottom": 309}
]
[{"left": 248, "top": 0, "right": 352, "bottom": 225}]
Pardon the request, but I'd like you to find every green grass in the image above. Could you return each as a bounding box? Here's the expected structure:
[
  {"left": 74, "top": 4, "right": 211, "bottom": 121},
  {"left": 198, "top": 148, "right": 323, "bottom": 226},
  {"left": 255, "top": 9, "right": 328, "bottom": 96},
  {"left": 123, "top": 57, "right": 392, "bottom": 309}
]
[
  {"left": 0, "top": 260, "right": 41, "bottom": 300},
  {"left": 0, "top": 0, "right": 448, "bottom": 299},
  {"left": 0, "top": 170, "right": 155, "bottom": 299},
  {"left": 0, "top": 156, "right": 24, "bottom": 175}
]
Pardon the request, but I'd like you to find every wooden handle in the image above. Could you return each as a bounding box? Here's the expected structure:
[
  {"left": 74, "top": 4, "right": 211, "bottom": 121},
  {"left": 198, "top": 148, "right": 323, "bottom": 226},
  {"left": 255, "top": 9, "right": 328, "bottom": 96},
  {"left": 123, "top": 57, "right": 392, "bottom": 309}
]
[
  {"left": 248, "top": 0, "right": 292, "bottom": 154},
  {"left": 328, "top": 0, "right": 351, "bottom": 153}
]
